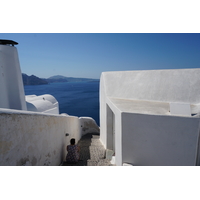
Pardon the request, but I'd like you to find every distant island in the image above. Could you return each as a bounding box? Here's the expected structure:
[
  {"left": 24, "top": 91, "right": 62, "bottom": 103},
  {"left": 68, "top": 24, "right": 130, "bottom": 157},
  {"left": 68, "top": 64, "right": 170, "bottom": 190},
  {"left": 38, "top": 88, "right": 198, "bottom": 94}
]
[
  {"left": 22, "top": 74, "right": 99, "bottom": 85},
  {"left": 22, "top": 73, "right": 48, "bottom": 85}
]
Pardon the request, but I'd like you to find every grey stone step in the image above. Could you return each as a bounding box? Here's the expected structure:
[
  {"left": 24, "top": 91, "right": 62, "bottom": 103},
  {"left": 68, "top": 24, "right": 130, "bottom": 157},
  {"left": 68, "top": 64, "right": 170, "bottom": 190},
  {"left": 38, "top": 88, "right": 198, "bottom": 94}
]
[
  {"left": 87, "top": 159, "right": 112, "bottom": 166},
  {"left": 92, "top": 135, "right": 100, "bottom": 139},
  {"left": 63, "top": 133, "right": 113, "bottom": 166},
  {"left": 89, "top": 146, "right": 105, "bottom": 160},
  {"left": 87, "top": 159, "right": 98, "bottom": 166},
  {"left": 97, "top": 159, "right": 112, "bottom": 166},
  {"left": 91, "top": 138, "right": 102, "bottom": 145}
]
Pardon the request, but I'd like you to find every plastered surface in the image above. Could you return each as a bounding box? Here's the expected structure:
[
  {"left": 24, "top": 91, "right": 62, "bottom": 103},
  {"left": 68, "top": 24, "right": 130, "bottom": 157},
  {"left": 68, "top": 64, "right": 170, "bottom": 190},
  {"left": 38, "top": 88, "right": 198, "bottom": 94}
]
[{"left": 0, "top": 109, "right": 99, "bottom": 165}]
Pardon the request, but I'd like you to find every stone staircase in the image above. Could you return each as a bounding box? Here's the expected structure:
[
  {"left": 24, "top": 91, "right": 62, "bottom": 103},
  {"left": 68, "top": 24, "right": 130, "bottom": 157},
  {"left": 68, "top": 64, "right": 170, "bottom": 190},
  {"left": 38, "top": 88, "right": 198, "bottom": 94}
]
[
  {"left": 62, "top": 133, "right": 114, "bottom": 166},
  {"left": 87, "top": 135, "right": 113, "bottom": 166}
]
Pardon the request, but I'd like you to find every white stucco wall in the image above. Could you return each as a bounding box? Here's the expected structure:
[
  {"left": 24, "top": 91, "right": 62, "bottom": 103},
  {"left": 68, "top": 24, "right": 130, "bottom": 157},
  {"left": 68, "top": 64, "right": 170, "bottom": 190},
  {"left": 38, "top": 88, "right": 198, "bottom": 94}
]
[
  {"left": 0, "top": 109, "right": 80, "bottom": 166},
  {"left": 99, "top": 86, "right": 123, "bottom": 165},
  {"left": 100, "top": 69, "right": 200, "bottom": 166},
  {"left": 100, "top": 73, "right": 107, "bottom": 148},
  {"left": 0, "top": 109, "right": 100, "bottom": 166},
  {"left": 0, "top": 44, "right": 27, "bottom": 110},
  {"left": 122, "top": 112, "right": 200, "bottom": 166},
  {"left": 101, "top": 69, "right": 200, "bottom": 104}
]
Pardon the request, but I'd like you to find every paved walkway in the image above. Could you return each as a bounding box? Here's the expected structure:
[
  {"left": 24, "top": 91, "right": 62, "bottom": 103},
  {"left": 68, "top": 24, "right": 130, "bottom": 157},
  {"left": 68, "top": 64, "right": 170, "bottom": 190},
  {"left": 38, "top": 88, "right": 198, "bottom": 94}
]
[{"left": 62, "top": 133, "right": 113, "bottom": 166}]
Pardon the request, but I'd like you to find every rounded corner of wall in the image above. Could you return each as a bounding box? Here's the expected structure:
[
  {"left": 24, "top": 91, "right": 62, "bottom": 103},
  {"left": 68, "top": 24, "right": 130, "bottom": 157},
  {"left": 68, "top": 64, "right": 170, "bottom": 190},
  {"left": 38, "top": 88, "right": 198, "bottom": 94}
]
[{"left": 26, "top": 101, "right": 37, "bottom": 112}]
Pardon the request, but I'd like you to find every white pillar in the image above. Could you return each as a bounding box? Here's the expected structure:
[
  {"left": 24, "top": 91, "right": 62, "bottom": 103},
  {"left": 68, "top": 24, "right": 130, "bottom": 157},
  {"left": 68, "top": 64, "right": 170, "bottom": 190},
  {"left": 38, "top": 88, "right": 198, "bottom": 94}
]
[{"left": 0, "top": 40, "right": 27, "bottom": 110}]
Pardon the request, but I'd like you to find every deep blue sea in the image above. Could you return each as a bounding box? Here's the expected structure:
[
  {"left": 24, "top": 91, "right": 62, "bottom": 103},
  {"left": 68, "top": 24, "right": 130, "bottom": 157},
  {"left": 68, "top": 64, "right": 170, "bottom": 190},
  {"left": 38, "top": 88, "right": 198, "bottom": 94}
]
[{"left": 24, "top": 81, "right": 100, "bottom": 125}]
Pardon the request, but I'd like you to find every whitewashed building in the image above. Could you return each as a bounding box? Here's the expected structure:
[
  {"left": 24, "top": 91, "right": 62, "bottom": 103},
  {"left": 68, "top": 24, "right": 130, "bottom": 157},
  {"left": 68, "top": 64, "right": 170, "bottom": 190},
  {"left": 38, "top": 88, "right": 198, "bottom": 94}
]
[
  {"left": 0, "top": 40, "right": 99, "bottom": 166},
  {"left": 100, "top": 69, "right": 200, "bottom": 166},
  {"left": 1, "top": 39, "right": 200, "bottom": 166}
]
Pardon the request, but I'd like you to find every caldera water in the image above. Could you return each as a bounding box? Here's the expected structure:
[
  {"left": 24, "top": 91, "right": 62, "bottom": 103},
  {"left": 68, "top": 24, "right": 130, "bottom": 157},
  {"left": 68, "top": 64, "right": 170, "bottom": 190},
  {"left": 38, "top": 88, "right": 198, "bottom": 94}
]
[{"left": 24, "top": 81, "right": 100, "bottom": 125}]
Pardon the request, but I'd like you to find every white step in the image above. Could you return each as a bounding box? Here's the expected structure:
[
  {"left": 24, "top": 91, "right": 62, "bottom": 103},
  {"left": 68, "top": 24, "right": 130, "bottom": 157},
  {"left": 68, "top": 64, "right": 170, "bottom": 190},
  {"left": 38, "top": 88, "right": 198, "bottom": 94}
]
[
  {"left": 86, "top": 135, "right": 112, "bottom": 166},
  {"left": 105, "top": 149, "right": 114, "bottom": 160}
]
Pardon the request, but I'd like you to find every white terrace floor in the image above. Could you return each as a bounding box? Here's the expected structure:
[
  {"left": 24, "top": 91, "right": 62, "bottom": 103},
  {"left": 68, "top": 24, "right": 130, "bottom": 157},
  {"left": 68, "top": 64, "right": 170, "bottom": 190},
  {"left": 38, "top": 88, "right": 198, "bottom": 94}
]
[{"left": 108, "top": 97, "right": 170, "bottom": 115}]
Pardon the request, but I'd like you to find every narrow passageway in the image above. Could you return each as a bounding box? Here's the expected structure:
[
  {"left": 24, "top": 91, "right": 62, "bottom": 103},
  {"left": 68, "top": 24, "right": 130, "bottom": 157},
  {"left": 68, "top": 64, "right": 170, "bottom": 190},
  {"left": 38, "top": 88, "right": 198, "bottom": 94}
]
[{"left": 62, "top": 133, "right": 113, "bottom": 166}]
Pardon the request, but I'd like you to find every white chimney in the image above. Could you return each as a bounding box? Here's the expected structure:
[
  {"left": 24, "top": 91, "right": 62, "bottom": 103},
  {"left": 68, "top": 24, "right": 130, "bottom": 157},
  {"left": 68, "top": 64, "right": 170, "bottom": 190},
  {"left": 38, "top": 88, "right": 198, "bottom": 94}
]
[{"left": 0, "top": 40, "right": 27, "bottom": 110}]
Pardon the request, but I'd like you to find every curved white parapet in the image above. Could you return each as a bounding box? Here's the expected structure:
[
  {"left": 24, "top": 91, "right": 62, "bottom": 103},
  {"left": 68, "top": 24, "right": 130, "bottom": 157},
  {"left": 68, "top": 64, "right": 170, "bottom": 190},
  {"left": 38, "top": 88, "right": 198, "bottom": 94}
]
[
  {"left": 26, "top": 94, "right": 59, "bottom": 114},
  {"left": 79, "top": 117, "right": 100, "bottom": 136},
  {"left": 0, "top": 42, "right": 27, "bottom": 110}
]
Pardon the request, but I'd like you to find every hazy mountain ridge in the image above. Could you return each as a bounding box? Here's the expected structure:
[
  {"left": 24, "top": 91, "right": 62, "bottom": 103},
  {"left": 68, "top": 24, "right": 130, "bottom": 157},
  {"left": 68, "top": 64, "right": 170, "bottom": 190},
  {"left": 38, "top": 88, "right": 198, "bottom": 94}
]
[
  {"left": 22, "top": 73, "right": 48, "bottom": 85},
  {"left": 47, "top": 75, "right": 99, "bottom": 83},
  {"left": 22, "top": 74, "right": 99, "bottom": 85}
]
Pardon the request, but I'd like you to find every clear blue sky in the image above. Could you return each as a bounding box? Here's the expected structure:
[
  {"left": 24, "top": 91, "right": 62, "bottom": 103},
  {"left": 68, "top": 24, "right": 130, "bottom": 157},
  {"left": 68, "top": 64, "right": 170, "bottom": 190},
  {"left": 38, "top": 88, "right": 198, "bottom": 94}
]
[{"left": 0, "top": 33, "right": 199, "bottom": 79}]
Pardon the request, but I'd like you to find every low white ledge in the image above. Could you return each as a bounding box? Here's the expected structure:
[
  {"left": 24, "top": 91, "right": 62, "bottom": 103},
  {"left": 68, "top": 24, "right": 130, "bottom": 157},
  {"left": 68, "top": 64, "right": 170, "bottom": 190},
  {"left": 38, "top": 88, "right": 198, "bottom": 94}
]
[{"left": 170, "top": 102, "right": 191, "bottom": 116}]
